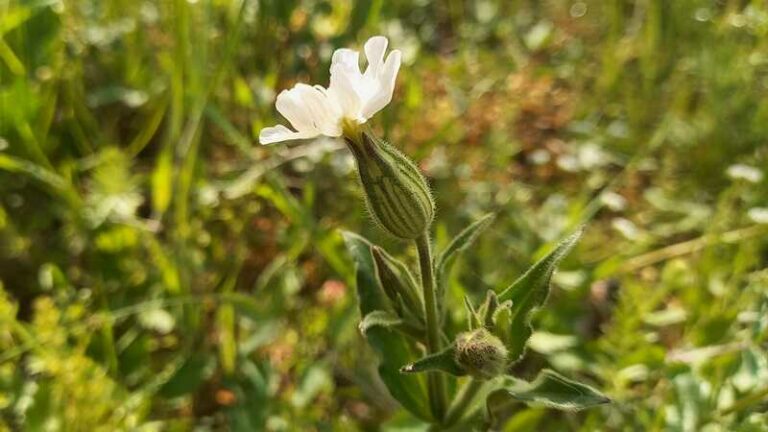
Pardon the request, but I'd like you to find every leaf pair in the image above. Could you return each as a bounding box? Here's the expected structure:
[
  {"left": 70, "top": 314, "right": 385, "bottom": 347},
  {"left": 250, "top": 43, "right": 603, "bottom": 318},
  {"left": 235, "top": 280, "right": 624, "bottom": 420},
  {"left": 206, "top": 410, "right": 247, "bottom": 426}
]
[
  {"left": 342, "top": 232, "right": 433, "bottom": 421},
  {"left": 464, "top": 290, "right": 513, "bottom": 332}
]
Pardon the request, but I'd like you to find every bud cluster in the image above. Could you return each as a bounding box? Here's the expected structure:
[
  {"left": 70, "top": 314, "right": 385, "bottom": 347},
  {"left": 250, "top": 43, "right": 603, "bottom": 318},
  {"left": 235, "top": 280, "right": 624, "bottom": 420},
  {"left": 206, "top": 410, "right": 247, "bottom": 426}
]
[{"left": 454, "top": 328, "right": 509, "bottom": 379}]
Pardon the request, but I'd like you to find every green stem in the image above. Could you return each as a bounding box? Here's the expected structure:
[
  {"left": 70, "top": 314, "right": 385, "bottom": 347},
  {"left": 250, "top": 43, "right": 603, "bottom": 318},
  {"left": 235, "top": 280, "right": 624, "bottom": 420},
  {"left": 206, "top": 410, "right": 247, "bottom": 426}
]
[
  {"left": 444, "top": 378, "right": 484, "bottom": 426},
  {"left": 416, "top": 233, "right": 448, "bottom": 421},
  {"left": 719, "top": 385, "right": 768, "bottom": 417}
]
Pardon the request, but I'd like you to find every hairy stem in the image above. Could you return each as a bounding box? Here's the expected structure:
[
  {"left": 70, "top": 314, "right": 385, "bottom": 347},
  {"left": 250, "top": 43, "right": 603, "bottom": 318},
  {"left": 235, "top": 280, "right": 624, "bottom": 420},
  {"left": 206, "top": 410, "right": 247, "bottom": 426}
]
[
  {"left": 444, "top": 378, "right": 484, "bottom": 426},
  {"left": 416, "top": 233, "right": 447, "bottom": 421}
]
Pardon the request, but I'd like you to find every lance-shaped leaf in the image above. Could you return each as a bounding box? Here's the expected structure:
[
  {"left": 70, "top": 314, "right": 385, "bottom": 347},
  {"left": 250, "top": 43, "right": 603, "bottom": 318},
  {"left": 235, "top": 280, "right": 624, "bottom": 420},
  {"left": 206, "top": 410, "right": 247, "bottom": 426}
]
[
  {"left": 464, "top": 295, "right": 482, "bottom": 330},
  {"left": 497, "top": 228, "right": 583, "bottom": 363},
  {"left": 464, "top": 290, "right": 513, "bottom": 333},
  {"left": 481, "top": 290, "right": 500, "bottom": 329},
  {"left": 400, "top": 345, "right": 466, "bottom": 377},
  {"left": 436, "top": 214, "right": 496, "bottom": 290},
  {"left": 343, "top": 232, "right": 432, "bottom": 421},
  {"left": 477, "top": 290, "right": 511, "bottom": 329},
  {"left": 359, "top": 310, "right": 403, "bottom": 335},
  {"left": 436, "top": 214, "right": 495, "bottom": 330},
  {"left": 371, "top": 246, "right": 424, "bottom": 322},
  {"left": 486, "top": 370, "right": 610, "bottom": 421},
  {"left": 359, "top": 310, "right": 423, "bottom": 340}
]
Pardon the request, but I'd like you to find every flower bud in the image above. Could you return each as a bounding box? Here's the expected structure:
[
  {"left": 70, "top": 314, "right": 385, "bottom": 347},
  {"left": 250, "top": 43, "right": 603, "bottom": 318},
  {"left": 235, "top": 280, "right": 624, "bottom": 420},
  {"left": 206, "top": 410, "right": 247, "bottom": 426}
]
[
  {"left": 345, "top": 129, "right": 434, "bottom": 240},
  {"left": 454, "top": 328, "right": 508, "bottom": 379}
]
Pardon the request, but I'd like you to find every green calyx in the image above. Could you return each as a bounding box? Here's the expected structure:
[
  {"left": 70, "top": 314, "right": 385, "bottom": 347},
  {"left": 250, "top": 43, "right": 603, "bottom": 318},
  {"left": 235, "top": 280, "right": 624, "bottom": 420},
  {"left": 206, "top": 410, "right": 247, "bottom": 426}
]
[
  {"left": 454, "top": 328, "right": 508, "bottom": 379},
  {"left": 344, "top": 128, "right": 435, "bottom": 240}
]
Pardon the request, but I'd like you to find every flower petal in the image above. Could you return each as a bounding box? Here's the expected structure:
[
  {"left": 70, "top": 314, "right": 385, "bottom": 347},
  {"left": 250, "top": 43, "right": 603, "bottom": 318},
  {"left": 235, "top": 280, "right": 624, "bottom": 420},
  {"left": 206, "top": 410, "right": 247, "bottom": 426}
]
[
  {"left": 294, "top": 84, "right": 343, "bottom": 136},
  {"left": 332, "top": 48, "right": 361, "bottom": 73},
  {"left": 259, "top": 125, "right": 316, "bottom": 145},
  {"left": 274, "top": 87, "right": 318, "bottom": 134},
  {"left": 361, "top": 49, "right": 401, "bottom": 119},
  {"left": 330, "top": 64, "right": 363, "bottom": 120},
  {"left": 363, "top": 36, "right": 388, "bottom": 79}
]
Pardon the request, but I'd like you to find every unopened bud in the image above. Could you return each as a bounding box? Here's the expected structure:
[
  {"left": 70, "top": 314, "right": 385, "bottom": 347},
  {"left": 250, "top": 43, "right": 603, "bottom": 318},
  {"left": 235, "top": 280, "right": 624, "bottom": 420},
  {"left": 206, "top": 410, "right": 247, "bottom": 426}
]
[
  {"left": 454, "top": 328, "right": 508, "bottom": 379},
  {"left": 345, "top": 129, "right": 434, "bottom": 240}
]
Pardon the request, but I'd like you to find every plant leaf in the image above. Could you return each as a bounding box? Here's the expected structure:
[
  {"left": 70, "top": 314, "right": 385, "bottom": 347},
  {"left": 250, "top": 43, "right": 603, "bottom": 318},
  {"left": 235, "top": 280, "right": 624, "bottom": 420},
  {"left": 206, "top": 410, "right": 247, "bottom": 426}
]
[
  {"left": 342, "top": 231, "right": 432, "bottom": 421},
  {"left": 497, "top": 228, "right": 583, "bottom": 363},
  {"left": 480, "top": 290, "right": 500, "bottom": 329},
  {"left": 436, "top": 213, "right": 496, "bottom": 283},
  {"left": 464, "top": 295, "right": 481, "bottom": 330},
  {"left": 159, "top": 353, "right": 213, "bottom": 398},
  {"left": 400, "top": 345, "right": 465, "bottom": 377},
  {"left": 371, "top": 246, "right": 423, "bottom": 322},
  {"left": 359, "top": 310, "right": 403, "bottom": 335},
  {"left": 151, "top": 145, "right": 173, "bottom": 216},
  {"left": 487, "top": 370, "right": 610, "bottom": 419}
]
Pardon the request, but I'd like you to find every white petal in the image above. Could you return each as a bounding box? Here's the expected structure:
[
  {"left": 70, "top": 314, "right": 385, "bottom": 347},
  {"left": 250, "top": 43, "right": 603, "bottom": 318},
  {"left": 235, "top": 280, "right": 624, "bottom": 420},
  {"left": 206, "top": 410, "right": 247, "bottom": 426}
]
[
  {"left": 259, "top": 125, "right": 317, "bottom": 145},
  {"left": 293, "top": 84, "right": 343, "bottom": 136},
  {"left": 363, "top": 36, "right": 388, "bottom": 79},
  {"left": 329, "top": 64, "right": 363, "bottom": 119},
  {"left": 275, "top": 87, "right": 318, "bottom": 134},
  {"left": 332, "top": 48, "right": 361, "bottom": 73},
  {"left": 361, "top": 49, "right": 401, "bottom": 119}
]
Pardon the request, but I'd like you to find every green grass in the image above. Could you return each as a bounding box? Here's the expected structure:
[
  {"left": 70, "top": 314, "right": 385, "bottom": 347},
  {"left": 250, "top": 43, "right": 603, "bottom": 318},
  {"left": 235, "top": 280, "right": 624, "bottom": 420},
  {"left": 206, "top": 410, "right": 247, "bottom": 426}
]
[{"left": 1, "top": 0, "right": 767, "bottom": 430}]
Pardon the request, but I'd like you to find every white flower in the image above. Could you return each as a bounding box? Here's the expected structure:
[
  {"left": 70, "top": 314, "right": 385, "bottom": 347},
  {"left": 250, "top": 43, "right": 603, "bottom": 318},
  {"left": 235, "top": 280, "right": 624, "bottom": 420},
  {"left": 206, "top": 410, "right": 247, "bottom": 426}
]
[{"left": 259, "top": 36, "right": 402, "bottom": 145}]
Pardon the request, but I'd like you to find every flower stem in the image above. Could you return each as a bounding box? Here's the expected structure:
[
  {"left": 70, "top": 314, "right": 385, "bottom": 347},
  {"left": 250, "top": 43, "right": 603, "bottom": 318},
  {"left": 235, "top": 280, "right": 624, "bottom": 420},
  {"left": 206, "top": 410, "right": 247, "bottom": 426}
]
[
  {"left": 444, "top": 378, "right": 484, "bottom": 426},
  {"left": 416, "top": 233, "right": 447, "bottom": 421}
]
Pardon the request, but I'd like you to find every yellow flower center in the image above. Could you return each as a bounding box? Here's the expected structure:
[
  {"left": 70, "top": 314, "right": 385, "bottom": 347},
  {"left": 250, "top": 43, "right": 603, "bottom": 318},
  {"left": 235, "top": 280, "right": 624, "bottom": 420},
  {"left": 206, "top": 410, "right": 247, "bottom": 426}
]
[{"left": 341, "top": 118, "right": 363, "bottom": 144}]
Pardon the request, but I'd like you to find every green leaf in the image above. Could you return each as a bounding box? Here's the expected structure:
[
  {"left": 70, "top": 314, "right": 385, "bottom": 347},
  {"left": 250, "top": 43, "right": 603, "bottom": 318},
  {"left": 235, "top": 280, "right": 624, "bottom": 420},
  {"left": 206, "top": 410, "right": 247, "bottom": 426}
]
[
  {"left": 436, "top": 213, "right": 495, "bottom": 283},
  {"left": 151, "top": 145, "right": 173, "bottom": 216},
  {"left": 342, "top": 231, "right": 432, "bottom": 421},
  {"left": 291, "top": 364, "right": 333, "bottom": 409},
  {"left": 159, "top": 353, "right": 213, "bottom": 398},
  {"left": 497, "top": 228, "right": 583, "bottom": 363},
  {"left": 0, "top": 153, "right": 80, "bottom": 207},
  {"left": 371, "top": 246, "right": 424, "bottom": 322},
  {"left": 464, "top": 295, "right": 481, "bottom": 330},
  {"left": 0, "top": 5, "right": 33, "bottom": 36},
  {"left": 479, "top": 290, "right": 500, "bottom": 329},
  {"left": 217, "top": 269, "right": 241, "bottom": 376},
  {"left": 359, "top": 310, "right": 403, "bottom": 335},
  {"left": 400, "top": 345, "right": 465, "bottom": 377},
  {"left": 487, "top": 370, "right": 610, "bottom": 418}
]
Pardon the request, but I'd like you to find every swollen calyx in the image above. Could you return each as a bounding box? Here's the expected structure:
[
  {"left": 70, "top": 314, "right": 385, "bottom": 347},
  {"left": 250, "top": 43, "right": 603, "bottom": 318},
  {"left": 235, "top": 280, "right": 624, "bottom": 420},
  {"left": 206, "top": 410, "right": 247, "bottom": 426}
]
[{"left": 345, "top": 128, "right": 434, "bottom": 240}]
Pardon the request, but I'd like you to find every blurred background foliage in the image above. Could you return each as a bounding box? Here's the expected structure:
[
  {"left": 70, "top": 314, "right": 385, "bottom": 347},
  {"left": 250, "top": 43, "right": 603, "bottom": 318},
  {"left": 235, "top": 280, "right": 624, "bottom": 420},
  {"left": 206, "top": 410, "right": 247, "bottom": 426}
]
[{"left": 0, "top": 0, "right": 767, "bottom": 430}]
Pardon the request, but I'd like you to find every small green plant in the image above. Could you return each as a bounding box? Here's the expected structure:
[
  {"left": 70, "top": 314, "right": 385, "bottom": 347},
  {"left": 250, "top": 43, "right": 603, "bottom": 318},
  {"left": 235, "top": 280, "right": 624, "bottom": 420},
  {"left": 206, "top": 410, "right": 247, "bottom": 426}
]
[{"left": 260, "top": 35, "right": 610, "bottom": 428}]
